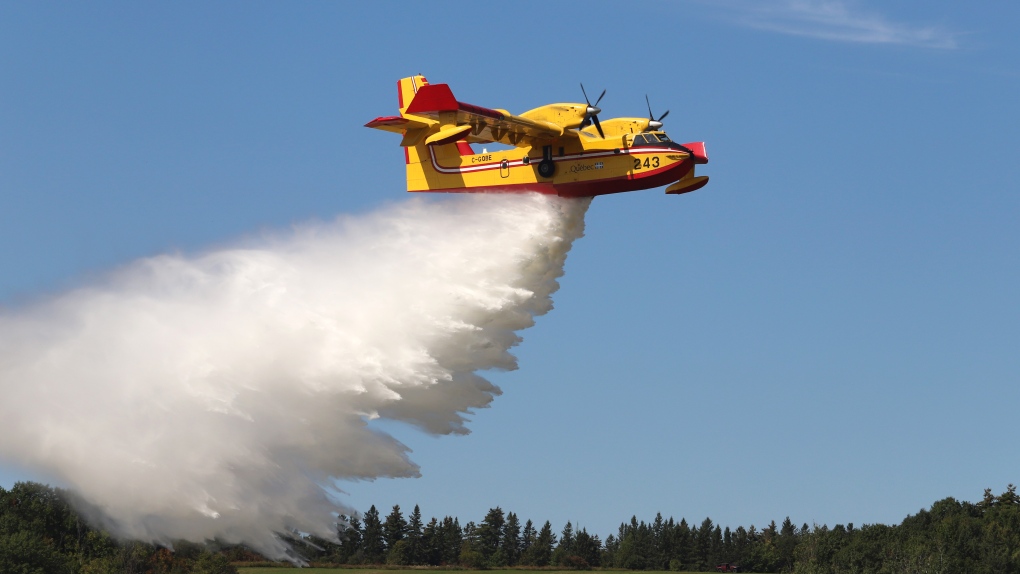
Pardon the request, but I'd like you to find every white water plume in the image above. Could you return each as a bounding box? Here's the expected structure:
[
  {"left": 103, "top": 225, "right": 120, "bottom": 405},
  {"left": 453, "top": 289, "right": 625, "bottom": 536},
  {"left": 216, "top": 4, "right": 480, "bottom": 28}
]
[{"left": 0, "top": 193, "right": 590, "bottom": 559}]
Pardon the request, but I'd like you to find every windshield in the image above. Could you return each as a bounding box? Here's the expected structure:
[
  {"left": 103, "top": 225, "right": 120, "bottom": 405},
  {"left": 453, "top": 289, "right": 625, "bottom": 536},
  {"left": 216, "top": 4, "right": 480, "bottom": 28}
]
[{"left": 632, "top": 133, "right": 670, "bottom": 145}]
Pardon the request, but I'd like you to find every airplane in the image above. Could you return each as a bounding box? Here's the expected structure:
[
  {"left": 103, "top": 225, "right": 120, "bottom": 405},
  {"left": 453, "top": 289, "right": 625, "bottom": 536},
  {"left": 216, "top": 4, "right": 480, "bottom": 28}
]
[{"left": 365, "top": 75, "right": 709, "bottom": 198}]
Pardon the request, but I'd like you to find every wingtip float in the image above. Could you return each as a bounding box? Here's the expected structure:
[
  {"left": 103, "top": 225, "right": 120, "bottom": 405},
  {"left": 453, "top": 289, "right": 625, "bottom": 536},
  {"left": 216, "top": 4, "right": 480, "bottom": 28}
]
[{"left": 366, "top": 75, "right": 709, "bottom": 198}]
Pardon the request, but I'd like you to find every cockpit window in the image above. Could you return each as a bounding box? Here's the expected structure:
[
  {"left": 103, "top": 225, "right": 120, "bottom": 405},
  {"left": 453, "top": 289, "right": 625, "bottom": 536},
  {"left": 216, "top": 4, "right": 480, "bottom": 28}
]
[
  {"left": 655, "top": 133, "right": 671, "bottom": 142},
  {"left": 632, "top": 134, "right": 650, "bottom": 145}
]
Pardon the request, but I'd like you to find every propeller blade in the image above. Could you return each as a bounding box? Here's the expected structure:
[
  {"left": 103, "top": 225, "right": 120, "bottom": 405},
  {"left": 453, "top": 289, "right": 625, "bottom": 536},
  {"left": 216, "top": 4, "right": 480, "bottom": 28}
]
[
  {"left": 579, "top": 83, "right": 606, "bottom": 133},
  {"left": 644, "top": 95, "right": 669, "bottom": 131},
  {"left": 592, "top": 114, "right": 605, "bottom": 139}
]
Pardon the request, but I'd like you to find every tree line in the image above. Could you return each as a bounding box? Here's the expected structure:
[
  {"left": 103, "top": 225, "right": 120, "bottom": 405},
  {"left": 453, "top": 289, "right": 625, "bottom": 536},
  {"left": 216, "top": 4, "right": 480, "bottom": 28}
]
[
  {"left": 306, "top": 485, "right": 1020, "bottom": 573},
  {"left": 2, "top": 480, "right": 1018, "bottom": 573},
  {"left": 0, "top": 481, "right": 237, "bottom": 574}
]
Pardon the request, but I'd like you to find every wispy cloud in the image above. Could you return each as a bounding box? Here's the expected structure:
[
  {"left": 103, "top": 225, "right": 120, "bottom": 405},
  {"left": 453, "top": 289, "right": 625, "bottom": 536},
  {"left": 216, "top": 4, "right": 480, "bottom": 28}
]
[{"left": 709, "top": 0, "right": 958, "bottom": 49}]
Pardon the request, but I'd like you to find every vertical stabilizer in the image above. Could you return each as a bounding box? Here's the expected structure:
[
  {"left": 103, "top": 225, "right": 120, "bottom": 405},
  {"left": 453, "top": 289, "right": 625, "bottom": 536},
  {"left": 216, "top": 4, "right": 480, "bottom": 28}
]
[{"left": 397, "top": 75, "right": 429, "bottom": 114}]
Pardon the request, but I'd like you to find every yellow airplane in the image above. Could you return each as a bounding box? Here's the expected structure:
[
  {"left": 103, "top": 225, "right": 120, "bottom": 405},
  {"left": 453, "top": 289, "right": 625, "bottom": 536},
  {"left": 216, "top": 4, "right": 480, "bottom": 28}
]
[{"left": 366, "top": 75, "right": 709, "bottom": 198}]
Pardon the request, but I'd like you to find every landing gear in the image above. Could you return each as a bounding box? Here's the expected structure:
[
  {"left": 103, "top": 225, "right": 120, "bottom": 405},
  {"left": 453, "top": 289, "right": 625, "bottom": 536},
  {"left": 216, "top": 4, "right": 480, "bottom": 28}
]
[
  {"left": 537, "top": 145, "right": 556, "bottom": 178},
  {"left": 538, "top": 159, "right": 556, "bottom": 178}
]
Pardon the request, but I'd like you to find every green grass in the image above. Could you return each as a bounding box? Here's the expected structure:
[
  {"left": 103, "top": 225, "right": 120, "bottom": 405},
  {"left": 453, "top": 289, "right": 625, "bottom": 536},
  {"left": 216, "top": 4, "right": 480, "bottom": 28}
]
[{"left": 236, "top": 570, "right": 720, "bottom": 574}]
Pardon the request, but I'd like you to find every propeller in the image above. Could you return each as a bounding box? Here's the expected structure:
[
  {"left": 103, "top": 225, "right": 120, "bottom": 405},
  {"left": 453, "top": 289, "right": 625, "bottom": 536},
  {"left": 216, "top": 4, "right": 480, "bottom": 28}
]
[
  {"left": 579, "top": 83, "right": 606, "bottom": 138},
  {"left": 645, "top": 94, "right": 669, "bottom": 131}
]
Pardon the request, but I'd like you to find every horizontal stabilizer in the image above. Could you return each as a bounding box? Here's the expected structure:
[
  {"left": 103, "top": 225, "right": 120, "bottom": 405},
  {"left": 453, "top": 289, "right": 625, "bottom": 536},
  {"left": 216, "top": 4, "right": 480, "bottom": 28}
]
[
  {"left": 366, "top": 115, "right": 431, "bottom": 135},
  {"left": 366, "top": 116, "right": 408, "bottom": 128}
]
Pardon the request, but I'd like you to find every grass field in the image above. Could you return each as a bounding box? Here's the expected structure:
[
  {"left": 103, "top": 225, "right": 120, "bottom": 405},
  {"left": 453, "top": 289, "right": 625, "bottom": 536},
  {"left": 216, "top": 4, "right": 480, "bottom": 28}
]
[{"left": 236, "top": 570, "right": 720, "bottom": 574}]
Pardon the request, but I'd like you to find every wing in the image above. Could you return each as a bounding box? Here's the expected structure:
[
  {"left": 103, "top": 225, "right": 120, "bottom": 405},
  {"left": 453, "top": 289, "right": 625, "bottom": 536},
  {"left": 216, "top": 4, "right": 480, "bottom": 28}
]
[{"left": 403, "top": 84, "right": 573, "bottom": 148}]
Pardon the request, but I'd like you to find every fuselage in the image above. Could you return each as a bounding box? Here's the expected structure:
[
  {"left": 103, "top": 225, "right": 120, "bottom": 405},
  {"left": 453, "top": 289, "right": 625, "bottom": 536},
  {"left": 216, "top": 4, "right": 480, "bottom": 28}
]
[{"left": 408, "top": 131, "right": 699, "bottom": 198}]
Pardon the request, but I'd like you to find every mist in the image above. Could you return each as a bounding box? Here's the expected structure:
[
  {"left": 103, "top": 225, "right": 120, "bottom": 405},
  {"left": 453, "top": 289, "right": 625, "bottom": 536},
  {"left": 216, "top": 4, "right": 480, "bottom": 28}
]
[{"left": 0, "top": 193, "right": 590, "bottom": 559}]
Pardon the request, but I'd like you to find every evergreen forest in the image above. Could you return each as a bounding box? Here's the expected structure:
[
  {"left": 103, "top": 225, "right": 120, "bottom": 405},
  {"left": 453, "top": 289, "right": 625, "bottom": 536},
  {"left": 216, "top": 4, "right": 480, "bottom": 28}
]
[{"left": 1, "top": 481, "right": 1018, "bottom": 573}]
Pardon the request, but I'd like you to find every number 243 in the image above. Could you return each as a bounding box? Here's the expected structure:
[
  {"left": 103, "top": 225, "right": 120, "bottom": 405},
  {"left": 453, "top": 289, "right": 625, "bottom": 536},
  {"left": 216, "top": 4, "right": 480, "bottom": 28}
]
[{"left": 633, "top": 157, "right": 660, "bottom": 170}]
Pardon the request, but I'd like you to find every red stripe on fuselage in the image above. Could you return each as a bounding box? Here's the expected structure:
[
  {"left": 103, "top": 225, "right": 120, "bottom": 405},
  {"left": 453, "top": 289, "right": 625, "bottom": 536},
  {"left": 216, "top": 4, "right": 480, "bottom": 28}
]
[
  {"left": 417, "top": 149, "right": 693, "bottom": 197},
  {"left": 427, "top": 145, "right": 683, "bottom": 174}
]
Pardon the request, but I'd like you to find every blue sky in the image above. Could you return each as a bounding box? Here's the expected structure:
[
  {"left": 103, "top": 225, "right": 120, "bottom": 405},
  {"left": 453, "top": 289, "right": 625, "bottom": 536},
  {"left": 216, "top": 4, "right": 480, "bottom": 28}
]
[{"left": 1, "top": 0, "right": 1017, "bottom": 538}]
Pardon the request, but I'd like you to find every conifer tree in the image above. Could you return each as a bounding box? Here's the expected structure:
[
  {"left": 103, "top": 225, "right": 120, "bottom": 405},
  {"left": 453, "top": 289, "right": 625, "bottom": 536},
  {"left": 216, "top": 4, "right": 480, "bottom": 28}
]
[
  {"left": 522, "top": 520, "right": 555, "bottom": 566},
  {"left": 602, "top": 533, "right": 619, "bottom": 567},
  {"left": 651, "top": 512, "right": 665, "bottom": 568},
  {"left": 574, "top": 527, "right": 602, "bottom": 567},
  {"left": 476, "top": 507, "right": 505, "bottom": 563},
  {"left": 501, "top": 511, "right": 521, "bottom": 566},
  {"left": 553, "top": 520, "right": 574, "bottom": 566},
  {"left": 442, "top": 517, "right": 462, "bottom": 565},
  {"left": 337, "top": 514, "right": 363, "bottom": 563},
  {"left": 383, "top": 504, "right": 407, "bottom": 552},
  {"left": 422, "top": 517, "right": 441, "bottom": 566},
  {"left": 712, "top": 525, "right": 723, "bottom": 565},
  {"left": 695, "top": 517, "right": 714, "bottom": 570},
  {"left": 777, "top": 516, "right": 797, "bottom": 571},
  {"left": 998, "top": 483, "right": 1019, "bottom": 506},
  {"left": 521, "top": 518, "right": 536, "bottom": 555},
  {"left": 362, "top": 505, "right": 385, "bottom": 563},
  {"left": 676, "top": 517, "right": 693, "bottom": 568},
  {"left": 406, "top": 504, "right": 424, "bottom": 565}
]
